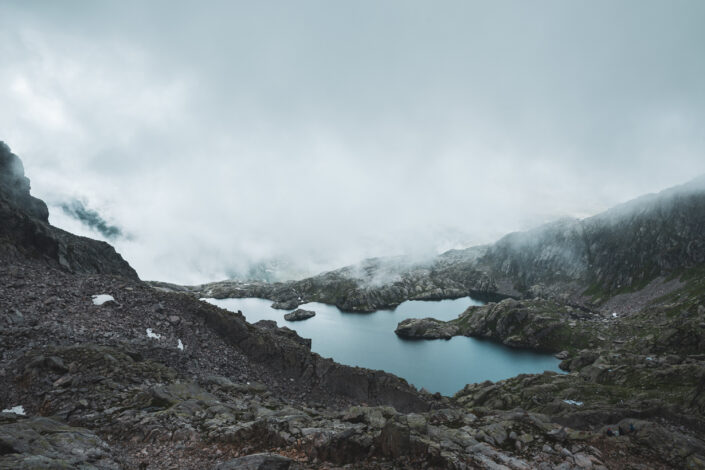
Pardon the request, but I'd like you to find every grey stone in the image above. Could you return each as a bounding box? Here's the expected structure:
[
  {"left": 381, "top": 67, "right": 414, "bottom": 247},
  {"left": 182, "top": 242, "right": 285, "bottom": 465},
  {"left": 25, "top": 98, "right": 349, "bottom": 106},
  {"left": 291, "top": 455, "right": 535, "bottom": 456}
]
[{"left": 283, "top": 309, "right": 315, "bottom": 322}]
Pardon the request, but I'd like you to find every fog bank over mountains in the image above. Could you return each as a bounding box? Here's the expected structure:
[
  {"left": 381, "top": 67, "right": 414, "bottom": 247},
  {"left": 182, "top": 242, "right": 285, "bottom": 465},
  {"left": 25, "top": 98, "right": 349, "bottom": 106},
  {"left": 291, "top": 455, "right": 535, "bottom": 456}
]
[{"left": 1, "top": 1, "right": 704, "bottom": 284}]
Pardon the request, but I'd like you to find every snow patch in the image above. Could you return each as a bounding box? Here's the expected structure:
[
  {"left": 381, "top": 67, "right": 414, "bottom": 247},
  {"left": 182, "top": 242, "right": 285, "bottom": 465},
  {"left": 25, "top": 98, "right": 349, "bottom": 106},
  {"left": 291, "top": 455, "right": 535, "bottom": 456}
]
[
  {"left": 92, "top": 294, "right": 115, "bottom": 306},
  {"left": 563, "top": 399, "right": 583, "bottom": 406},
  {"left": 2, "top": 405, "right": 26, "bottom": 415},
  {"left": 177, "top": 339, "right": 184, "bottom": 351},
  {"left": 146, "top": 328, "right": 161, "bottom": 340}
]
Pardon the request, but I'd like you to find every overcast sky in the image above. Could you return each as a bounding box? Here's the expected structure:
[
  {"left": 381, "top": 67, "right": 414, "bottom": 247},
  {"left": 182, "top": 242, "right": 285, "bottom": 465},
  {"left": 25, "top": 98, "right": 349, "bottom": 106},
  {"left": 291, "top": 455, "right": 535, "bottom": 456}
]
[{"left": 1, "top": 0, "right": 704, "bottom": 284}]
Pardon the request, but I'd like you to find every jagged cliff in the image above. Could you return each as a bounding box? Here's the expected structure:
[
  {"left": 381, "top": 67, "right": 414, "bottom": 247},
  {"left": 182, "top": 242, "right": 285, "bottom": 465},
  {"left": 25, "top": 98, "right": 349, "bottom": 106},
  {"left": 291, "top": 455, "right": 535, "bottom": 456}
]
[
  {"left": 0, "top": 142, "right": 138, "bottom": 279},
  {"left": 484, "top": 176, "right": 705, "bottom": 299}
]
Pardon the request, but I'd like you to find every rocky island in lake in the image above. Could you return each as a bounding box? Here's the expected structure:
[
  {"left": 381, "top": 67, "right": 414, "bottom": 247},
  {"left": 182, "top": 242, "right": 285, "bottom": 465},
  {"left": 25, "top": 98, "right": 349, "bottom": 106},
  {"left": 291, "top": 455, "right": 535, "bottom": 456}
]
[{"left": 284, "top": 308, "right": 316, "bottom": 321}]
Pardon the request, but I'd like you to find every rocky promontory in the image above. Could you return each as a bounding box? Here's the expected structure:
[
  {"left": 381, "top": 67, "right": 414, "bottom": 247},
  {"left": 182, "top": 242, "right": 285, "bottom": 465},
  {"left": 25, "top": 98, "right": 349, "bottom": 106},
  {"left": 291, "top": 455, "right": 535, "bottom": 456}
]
[
  {"left": 0, "top": 142, "right": 138, "bottom": 280},
  {"left": 393, "top": 298, "right": 603, "bottom": 352}
]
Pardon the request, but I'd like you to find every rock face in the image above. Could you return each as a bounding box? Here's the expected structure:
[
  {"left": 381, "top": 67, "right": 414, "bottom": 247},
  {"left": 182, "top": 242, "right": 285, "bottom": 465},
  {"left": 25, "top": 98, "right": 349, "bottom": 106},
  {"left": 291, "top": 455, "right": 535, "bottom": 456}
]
[
  {"left": 483, "top": 177, "right": 705, "bottom": 300},
  {"left": 395, "top": 317, "right": 459, "bottom": 340},
  {"left": 284, "top": 309, "right": 316, "bottom": 322},
  {"left": 0, "top": 414, "right": 124, "bottom": 469},
  {"left": 0, "top": 142, "right": 138, "bottom": 279},
  {"left": 0, "top": 142, "right": 49, "bottom": 221},
  {"left": 393, "top": 298, "right": 602, "bottom": 352},
  {"left": 454, "top": 298, "right": 601, "bottom": 352}
]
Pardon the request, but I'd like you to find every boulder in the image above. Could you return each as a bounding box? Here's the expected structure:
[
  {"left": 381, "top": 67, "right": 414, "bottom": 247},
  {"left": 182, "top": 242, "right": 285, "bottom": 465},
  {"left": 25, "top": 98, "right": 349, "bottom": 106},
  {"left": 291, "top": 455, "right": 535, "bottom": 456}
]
[
  {"left": 394, "top": 317, "right": 458, "bottom": 340},
  {"left": 284, "top": 309, "right": 316, "bottom": 322},
  {"left": 271, "top": 299, "right": 300, "bottom": 310},
  {"left": 0, "top": 416, "right": 121, "bottom": 469}
]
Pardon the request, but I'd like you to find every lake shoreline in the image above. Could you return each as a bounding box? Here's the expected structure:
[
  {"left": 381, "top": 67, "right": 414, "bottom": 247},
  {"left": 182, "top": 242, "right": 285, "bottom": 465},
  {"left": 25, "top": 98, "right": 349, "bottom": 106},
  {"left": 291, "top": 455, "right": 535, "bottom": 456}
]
[{"left": 205, "top": 296, "right": 562, "bottom": 396}]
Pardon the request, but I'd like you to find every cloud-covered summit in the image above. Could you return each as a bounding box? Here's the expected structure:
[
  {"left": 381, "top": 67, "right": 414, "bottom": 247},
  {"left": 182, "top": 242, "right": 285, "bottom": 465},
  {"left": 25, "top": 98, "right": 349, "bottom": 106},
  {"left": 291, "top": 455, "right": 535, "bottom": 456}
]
[{"left": 1, "top": 1, "right": 704, "bottom": 283}]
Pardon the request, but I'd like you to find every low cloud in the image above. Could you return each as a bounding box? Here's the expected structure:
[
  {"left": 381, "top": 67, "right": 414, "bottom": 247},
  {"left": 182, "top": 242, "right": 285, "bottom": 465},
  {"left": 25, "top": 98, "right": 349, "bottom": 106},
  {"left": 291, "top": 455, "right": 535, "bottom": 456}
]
[
  {"left": 59, "top": 199, "right": 124, "bottom": 240},
  {"left": 1, "top": 1, "right": 704, "bottom": 284}
]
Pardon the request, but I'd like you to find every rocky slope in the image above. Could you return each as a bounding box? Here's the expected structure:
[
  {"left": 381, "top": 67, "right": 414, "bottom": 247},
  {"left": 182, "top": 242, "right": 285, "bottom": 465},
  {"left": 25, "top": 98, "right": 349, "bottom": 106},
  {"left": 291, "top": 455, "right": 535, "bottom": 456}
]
[
  {"left": 391, "top": 267, "right": 705, "bottom": 468},
  {"left": 2, "top": 143, "right": 704, "bottom": 469}
]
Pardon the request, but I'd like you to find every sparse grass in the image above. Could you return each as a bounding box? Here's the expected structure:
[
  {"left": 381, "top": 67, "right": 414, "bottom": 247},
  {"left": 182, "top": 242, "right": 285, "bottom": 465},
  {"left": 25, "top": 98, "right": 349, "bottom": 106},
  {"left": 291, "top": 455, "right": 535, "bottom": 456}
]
[{"left": 583, "top": 274, "right": 657, "bottom": 304}]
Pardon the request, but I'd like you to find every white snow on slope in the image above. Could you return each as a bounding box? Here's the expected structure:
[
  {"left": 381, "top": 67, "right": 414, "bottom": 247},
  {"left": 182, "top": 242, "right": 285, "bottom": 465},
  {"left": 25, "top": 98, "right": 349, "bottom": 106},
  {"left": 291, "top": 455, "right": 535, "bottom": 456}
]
[
  {"left": 563, "top": 399, "right": 584, "bottom": 406},
  {"left": 92, "top": 294, "right": 115, "bottom": 306},
  {"left": 146, "top": 328, "right": 161, "bottom": 339},
  {"left": 2, "top": 405, "right": 26, "bottom": 415}
]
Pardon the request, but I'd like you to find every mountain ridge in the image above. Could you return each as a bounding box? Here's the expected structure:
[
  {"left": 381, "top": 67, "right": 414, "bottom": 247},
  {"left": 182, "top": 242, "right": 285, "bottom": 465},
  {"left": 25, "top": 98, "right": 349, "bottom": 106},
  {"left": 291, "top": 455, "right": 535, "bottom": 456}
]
[{"left": 179, "top": 173, "right": 705, "bottom": 314}]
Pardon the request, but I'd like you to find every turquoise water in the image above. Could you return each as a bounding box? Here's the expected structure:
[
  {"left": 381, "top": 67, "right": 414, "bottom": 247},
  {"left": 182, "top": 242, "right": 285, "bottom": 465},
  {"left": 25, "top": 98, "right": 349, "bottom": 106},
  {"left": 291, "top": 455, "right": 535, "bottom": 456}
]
[{"left": 205, "top": 296, "right": 561, "bottom": 396}]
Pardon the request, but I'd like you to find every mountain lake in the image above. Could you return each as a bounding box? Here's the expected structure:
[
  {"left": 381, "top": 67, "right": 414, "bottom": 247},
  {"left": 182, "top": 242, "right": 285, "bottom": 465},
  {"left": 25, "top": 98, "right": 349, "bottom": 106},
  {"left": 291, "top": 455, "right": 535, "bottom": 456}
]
[{"left": 204, "top": 296, "right": 562, "bottom": 396}]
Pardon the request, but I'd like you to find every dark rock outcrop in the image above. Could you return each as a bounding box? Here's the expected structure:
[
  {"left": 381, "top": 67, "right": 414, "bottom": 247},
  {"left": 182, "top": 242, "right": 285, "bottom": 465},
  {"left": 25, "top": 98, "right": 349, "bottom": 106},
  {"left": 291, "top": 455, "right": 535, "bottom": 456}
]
[
  {"left": 393, "top": 298, "right": 603, "bottom": 352},
  {"left": 253, "top": 319, "right": 313, "bottom": 349},
  {"left": 0, "top": 142, "right": 49, "bottom": 221},
  {"left": 284, "top": 309, "right": 315, "bottom": 322},
  {"left": 0, "top": 414, "right": 124, "bottom": 469},
  {"left": 452, "top": 298, "right": 602, "bottom": 352},
  {"left": 0, "top": 142, "right": 138, "bottom": 279},
  {"left": 194, "top": 300, "right": 428, "bottom": 412},
  {"left": 394, "top": 317, "right": 459, "bottom": 340},
  {"left": 483, "top": 177, "right": 705, "bottom": 300}
]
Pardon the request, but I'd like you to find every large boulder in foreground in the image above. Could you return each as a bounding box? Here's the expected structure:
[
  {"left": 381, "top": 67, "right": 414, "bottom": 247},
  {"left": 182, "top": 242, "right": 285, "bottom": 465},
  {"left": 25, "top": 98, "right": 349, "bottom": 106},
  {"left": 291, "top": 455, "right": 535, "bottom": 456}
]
[
  {"left": 0, "top": 415, "right": 123, "bottom": 469},
  {"left": 395, "top": 317, "right": 459, "bottom": 340}
]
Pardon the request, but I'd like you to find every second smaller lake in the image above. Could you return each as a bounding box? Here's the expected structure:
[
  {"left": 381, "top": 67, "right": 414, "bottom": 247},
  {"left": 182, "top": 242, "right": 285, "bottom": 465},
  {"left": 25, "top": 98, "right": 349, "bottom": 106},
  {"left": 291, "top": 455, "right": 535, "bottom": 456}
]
[{"left": 206, "top": 296, "right": 561, "bottom": 396}]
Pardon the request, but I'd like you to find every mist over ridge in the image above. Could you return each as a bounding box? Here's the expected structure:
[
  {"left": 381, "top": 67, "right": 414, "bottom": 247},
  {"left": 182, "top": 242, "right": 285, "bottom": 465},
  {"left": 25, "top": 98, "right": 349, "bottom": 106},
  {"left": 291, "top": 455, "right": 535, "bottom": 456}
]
[{"left": 1, "top": 0, "right": 704, "bottom": 284}]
